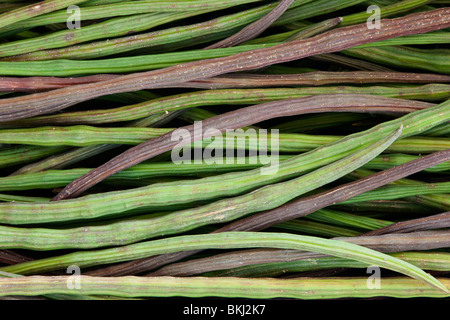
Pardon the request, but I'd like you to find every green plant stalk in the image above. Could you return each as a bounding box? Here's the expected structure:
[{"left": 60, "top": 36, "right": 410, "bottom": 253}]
[
  {"left": 341, "top": 182, "right": 450, "bottom": 205},
  {"left": 247, "top": 17, "right": 341, "bottom": 45},
  {"left": 6, "top": 86, "right": 446, "bottom": 126},
  {"left": 311, "top": 52, "right": 395, "bottom": 72},
  {"left": 349, "top": 169, "right": 450, "bottom": 211},
  {"left": 0, "top": 0, "right": 265, "bottom": 34},
  {"left": 131, "top": 109, "right": 186, "bottom": 129},
  {"left": 0, "top": 0, "right": 34, "bottom": 3},
  {"left": 0, "top": 44, "right": 272, "bottom": 75},
  {"left": 353, "top": 31, "right": 450, "bottom": 49},
  {"left": 271, "top": 113, "right": 369, "bottom": 133},
  {"left": 306, "top": 208, "right": 393, "bottom": 231},
  {"left": 336, "top": 200, "right": 432, "bottom": 215},
  {"left": 11, "top": 30, "right": 40, "bottom": 40},
  {"left": 0, "top": 276, "right": 448, "bottom": 299},
  {"left": 410, "top": 193, "right": 450, "bottom": 211},
  {"left": 360, "top": 153, "right": 450, "bottom": 173},
  {"left": 249, "top": 29, "right": 448, "bottom": 49},
  {"left": 344, "top": 46, "right": 450, "bottom": 74},
  {"left": 9, "top": 13, "right": 449, "bottom": 63},
  {"left": 362, "top": 211, "right": 450, "bottom": 236},
  {"left": 0, "top": 126, "right": 172, "bottom": 145},
  {"left": 273, "top": 0, "right": 367, "bottom": 26},
  {"left": 6, "top": 202, "right": 364, "bottom": 237},
  {"left": 205, "top": 252, "right": 450, "bottom": 277},
  {"left": 0, "top": 194, "right": 49, "bottom": 203},
  {"left": 0, "top": 0, "right": 89, "bottom": 30},
  {"left": 6, "top": 108, "right": 179, "bottom": 175},
  {"left": 0, "top": 269, "right": 143, "bottom": 300},
  {"left": 9, "top": 145, "right": 112, "bottom": 175},
  {"left": 273, "top": 219, "right": 361, "bottom": 237},
  {"left": 176, "top": 108, "right": 223, "bottom": 124},
  {"left": 96, "top": 91, "right": 160, "bottom": 104},
  {"left": 424, "top": 122, "right": 450, "bottom": 137},
  {"left": 3, "top": 180, "right": 447, "bottom": 208},
  {"left": 0, "top": 153, "right": 448, "bottom": 192},
  {"left": 0, "top": 145, "right": 68, "bottom": 168},
  {"left": 81, "top": 0, "right": 128, "bottom": 6},
  {"left": 363, "top": 0, "right": 399, "bottom": 5},
  {"left": 0, "top": 157, "right": 292, "bottom": 191},
  {"left": 0, "top": 231, "right": 447, "bottom": 293},
  {"left": 0, "top": 0, "right": 285, "bottom": 57},
  {"left": 3, "top": 0, "right": 351, "bottom": 61},
  {"left": 0, "top": 125, "right": 448, "bottom": 153},
  {"left": 1, "top": 2, "right": 282, "bottom": 60},
  {"left": 243, "top": 28, "right": 303, "bottom": 44},
  {"left": 0, "top": 126, "right": 401, "bottom": 240},
  {"left": 285, "top": 17, "right": 343, "bottom": 41},
  {"left": 0, "top": 12, "right": 208, "bottom": 57},
  {"left": 204, "top": 0, "right": 296, "bottom": 49},
  {"left": 0, "top": 27, "right": 48, "bottom": 42},
  {"left": 0, "top": 3, "right": 22, "bottom": 14}
]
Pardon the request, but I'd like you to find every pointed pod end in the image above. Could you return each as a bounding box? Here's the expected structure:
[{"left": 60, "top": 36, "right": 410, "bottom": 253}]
[
  {"left": 428, "top": 275, "right": 450, "bottom": 294},
  {"left": 440, "top": 284, "right": 450, "bottom": 294}
]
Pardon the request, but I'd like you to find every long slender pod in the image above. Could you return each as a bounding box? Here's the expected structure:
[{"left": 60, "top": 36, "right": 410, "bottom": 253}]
[{"left": 0, "top": 276, "right": 449, "bottom": 299}]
